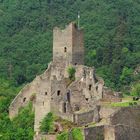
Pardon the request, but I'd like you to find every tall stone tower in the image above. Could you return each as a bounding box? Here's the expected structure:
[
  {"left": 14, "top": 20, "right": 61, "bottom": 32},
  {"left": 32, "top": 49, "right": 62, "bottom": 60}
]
[{"left": 53, "top": 22, "right": 84, "bottom": 65}]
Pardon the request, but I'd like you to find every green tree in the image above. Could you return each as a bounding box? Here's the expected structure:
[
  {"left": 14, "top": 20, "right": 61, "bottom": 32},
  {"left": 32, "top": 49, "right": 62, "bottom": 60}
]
[{"left": 120, "top": 67, "right": 133, "bottom": 85}]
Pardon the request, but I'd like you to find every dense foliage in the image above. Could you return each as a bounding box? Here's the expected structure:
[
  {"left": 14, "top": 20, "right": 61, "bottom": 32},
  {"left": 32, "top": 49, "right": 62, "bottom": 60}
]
[
  {"left": 0, "top": 0, "right": 140, "bottom": 139},
  {"left": 0, "top": 87, "right": 34, "bottom": 140},
  {"left": 0, "top": 0, "right": 139, "bottom": 91}
]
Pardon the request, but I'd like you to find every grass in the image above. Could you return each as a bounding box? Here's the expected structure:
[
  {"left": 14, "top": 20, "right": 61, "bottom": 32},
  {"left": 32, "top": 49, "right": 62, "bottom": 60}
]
[{"left": 110, "top": 101, "right": 140, "bottom": 107}]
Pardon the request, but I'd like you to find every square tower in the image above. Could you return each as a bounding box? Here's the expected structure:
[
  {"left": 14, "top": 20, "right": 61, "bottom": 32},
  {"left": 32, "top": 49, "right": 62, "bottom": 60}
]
[{"left": 53, "top": 22, "right": 84, "bottom": 65}]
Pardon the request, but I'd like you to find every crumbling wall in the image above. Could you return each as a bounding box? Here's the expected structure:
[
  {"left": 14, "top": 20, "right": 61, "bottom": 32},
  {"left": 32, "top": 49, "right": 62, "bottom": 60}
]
[
  {"left": 99, "top": 106, "right": 120, "bottom": 120},
  {"left": 114, "top": 125, "right": 140, "bottom": 140},
  {"left": 72, "top": 23, "right": 84, "bottom": 65},
  {"left": 9, "top": 78, "right": 39, "bottom": 119},
  {"left": 9, "top": 62, "right": 51, "bottom": 119},
  {"left": 84, "top": 126, "right": 104, "bottom": 140},
  {"left": 53, "top": 22, "right": 84, "bottom": 65},
  {"left": 74, "top": 107, "right": 100, "bottom": 126},
  {"left": 108, "top": 106, "right": 140, "bottom": 128},
  {"left": 102, "top": 87, "right": 122, "bottom": 102}
]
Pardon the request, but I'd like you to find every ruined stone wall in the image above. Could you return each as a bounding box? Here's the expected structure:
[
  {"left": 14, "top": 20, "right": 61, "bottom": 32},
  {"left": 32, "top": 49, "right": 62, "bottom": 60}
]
[
  {"left": 74, "top": 107, "right": 99, "bottom": 126},
  {"left": 34, "top": 134, "right": 56, "bottom": 140},
  {"left": 84, "top": 126, "right": 104, "bottom": 140},
  {"left": 102, "top": 87, "right": 122, "bottom": 102},
  {"left": 99, "top": 106, "right": 120, "bottom": 120},
  {"left": 53, "top": 22, "right": 84, "bottom": 65},
  {"left": 50, "top": 78, "right": 67, "bottom": 114},
  {"left": 113, "top": 125, "right": 140, "bottom": 140},
  {"left": 9, "top": 68, "right": 50, "bottom": 119},
  {"left": 104, "top": 125, "right": 115, "bottom": 140},
  {"left": 72, "top": 24, "right": 84, "bottom": 65},
  {"left": 34, "top": 70, "right": 52, "bottom": 132},
  {"left": 53, "top": 24, "right": 73, "bottom": 64},
  {"left": 108, "top": 106, "right": 140, "bottom": 128}
]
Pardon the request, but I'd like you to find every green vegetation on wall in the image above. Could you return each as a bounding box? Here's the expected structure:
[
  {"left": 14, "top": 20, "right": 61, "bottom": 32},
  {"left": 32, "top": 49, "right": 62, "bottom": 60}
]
[
  {"left": 57, "top": 128, "right": 83, "bottom": 140},
  {"left": 57, "top": 131, "right": 68, "bottom": 140},
  {"left": 40, "top": 112, "right": 54, "bottom": 134},
  {"left": 67, "top": 66, "right": 76, "bottom": 81},
  {"left": 71, "top": 128, "right": 83, "bottom": 140}
]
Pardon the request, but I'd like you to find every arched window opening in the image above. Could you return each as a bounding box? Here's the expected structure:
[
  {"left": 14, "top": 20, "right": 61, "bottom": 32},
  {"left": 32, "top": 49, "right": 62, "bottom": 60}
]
[
  {"left": 86, "top": 98, "right": 89, "bottom": 101},
  {"left": 45, "top": 92, "right": 47, "bottom": 95},
  {"left": 57, "top": 90, "right": 61, "bottom": 96},
  {"left": 89, "top": 85, "right": 92, "bottom": 91},
  {"left": 64, "top": 47, "right": 67, "bottom": 52},
  {"left": 23, "top": 97, "right": 26, "bottom": 102}
]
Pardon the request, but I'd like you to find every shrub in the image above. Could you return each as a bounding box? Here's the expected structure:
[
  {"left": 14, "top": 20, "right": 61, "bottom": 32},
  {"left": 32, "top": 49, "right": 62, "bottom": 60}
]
[
  {"left": 71, "top": 128, "right": 83, "bottom": 140},
  {"left": 57, "top": 131, "right": 68, "bottom": 140},
  {"left": 67, "top": 66, "right": 76, "bottom": 80},
  {"left": 131, "top": 83, "right": 140, "bottom": 97},
  {"left": 40, "top": 112, "right": 54, "bottom": 133}
]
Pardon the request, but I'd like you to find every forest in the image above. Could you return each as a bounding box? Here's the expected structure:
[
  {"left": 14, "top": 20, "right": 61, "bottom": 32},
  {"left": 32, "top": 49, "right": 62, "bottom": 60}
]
[{"left": 0, "top": 0, "right": 140, "bottom": 139}]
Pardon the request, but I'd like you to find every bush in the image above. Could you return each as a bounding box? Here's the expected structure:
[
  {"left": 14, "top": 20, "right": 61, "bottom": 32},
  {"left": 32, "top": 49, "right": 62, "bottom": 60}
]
[
  {"left": 67, "top": 66, "right": 76, "bottom": 80},
  {"left": 40, "top": 112, "right": 54, "bottom": 133},
  {"left": 71, "top": 128, "right": 83, "bottom": 140},
  {"left": 131, "top": 83, "right": 140, "bottom": 97},
  {"left": 57, "top": 131, "right": 68, "bottom": 140}
]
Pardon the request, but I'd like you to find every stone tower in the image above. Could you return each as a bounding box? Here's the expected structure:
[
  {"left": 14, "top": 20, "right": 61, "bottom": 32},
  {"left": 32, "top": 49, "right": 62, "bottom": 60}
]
[{"left": 53, "top": 22, "right": 84, "bottom": 65}]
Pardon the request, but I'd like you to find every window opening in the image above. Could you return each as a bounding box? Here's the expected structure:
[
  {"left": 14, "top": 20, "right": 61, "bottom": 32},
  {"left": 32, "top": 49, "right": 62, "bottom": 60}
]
[
  {"left": 57, "top": 90, "right": 61, "bottom": 96},
  {"left": 23, "top": 97, "right": 26, "bottom": 102},
  {"left": 89, "top": 85, "right": 92, "bottom": 91},
  {"left": 64, "top": 47, "right": 67, "bottom": 52},
  {"left": 63, "top": 102, "right": 67, "bottom": 113}
]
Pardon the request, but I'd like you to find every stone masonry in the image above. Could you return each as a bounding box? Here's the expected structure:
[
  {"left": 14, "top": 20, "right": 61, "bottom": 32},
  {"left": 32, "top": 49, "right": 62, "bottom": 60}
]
[{"left": 9, "top": 22, "right": 121, "bottom": 138}]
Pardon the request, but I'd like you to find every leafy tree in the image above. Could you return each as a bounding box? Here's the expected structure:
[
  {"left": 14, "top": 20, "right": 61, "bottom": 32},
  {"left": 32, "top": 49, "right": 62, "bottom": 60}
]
[{"left": 120, "top": 67, "right": 133, "bottom": 85}]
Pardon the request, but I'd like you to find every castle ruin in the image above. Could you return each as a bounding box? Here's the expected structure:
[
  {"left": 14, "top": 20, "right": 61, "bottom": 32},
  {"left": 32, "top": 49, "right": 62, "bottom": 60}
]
[{"left": 9, "top": 22, "right": 139, "bottom": 140}]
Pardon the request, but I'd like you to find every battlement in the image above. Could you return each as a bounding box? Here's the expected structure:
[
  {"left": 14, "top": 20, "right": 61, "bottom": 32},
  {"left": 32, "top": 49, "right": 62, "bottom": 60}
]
[{"left": 53, "top": 22, "right": 84, "bottom": 65}]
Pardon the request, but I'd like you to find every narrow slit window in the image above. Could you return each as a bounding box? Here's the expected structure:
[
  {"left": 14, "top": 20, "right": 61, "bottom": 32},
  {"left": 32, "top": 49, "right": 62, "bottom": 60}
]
[
  {"left": 63, "top": 102, "right": 67, "bottom": 113},
  {"left": 96, "top": 86, "right": 98, "bottom": 91},
  {"left": 64, "top": 47, "right": 67, "bottom": 52},
  {"left": 89, "top": 85, "right": 92, "bottom": 91},
  {"left": 57, "top": 90, "right": 61, "bottom": 96},
  {"left": 23, "top": 97, "right": 26, "bottom": 102}
]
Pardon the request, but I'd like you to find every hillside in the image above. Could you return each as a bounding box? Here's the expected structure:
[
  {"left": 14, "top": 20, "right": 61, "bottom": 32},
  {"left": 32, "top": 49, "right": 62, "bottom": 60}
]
[{"left": 0, "top": 0, "right": 140, "bottom": 139}]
